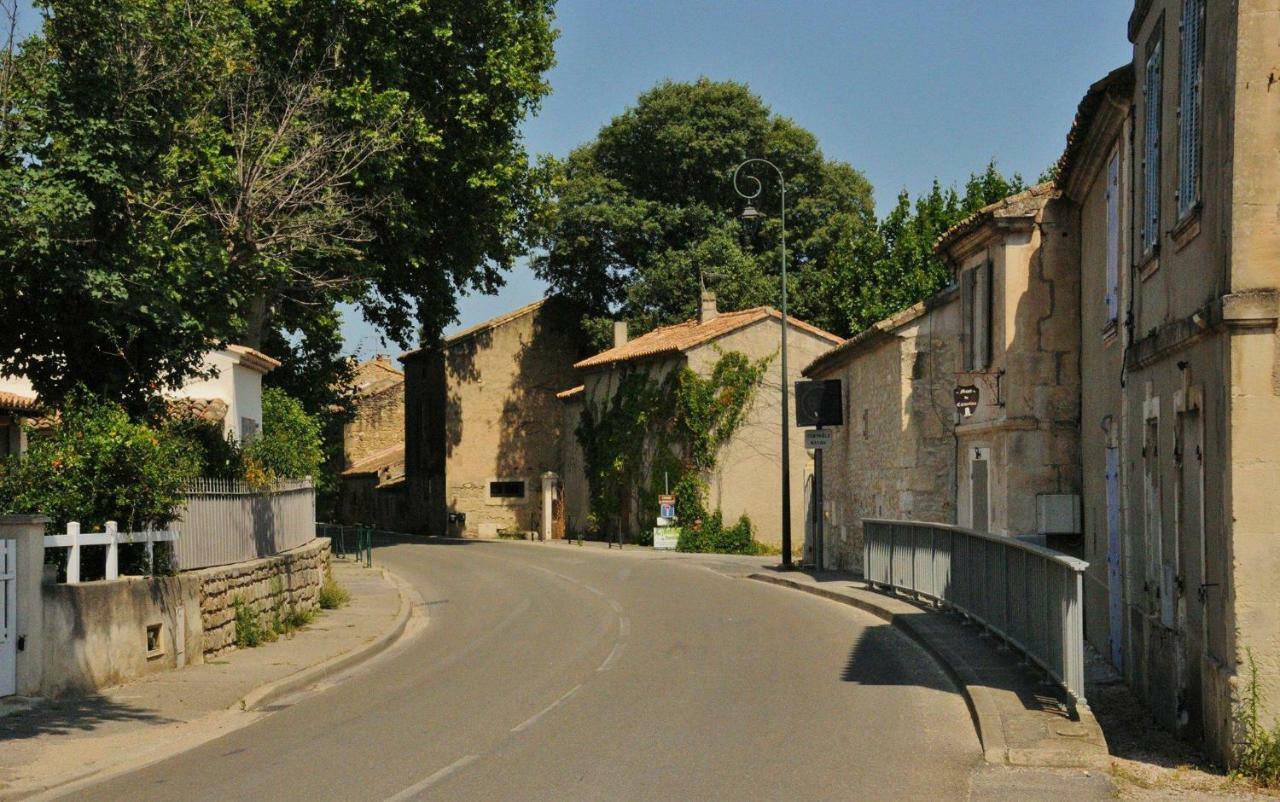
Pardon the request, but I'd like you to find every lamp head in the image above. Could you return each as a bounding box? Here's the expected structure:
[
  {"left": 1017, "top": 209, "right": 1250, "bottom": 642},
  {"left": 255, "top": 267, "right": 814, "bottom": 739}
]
[{"left": 740, "top": 203, "right": 765, "bottom": 234}]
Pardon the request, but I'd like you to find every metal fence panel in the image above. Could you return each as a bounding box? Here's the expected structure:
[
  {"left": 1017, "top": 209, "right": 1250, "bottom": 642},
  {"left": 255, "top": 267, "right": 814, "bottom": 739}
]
[
  {"left": 172, "top": 478, "right": 316, "bottom": 571},
  {"left": 862, "top": 518, "right": 1090, "bottom": 705}
]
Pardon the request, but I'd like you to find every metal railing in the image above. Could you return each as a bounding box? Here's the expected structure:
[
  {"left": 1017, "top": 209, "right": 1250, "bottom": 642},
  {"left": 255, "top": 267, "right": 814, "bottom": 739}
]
[
  {"left": 863, "top": 518, "right": 1089, "bottom": 705},
  {"left": 172, "top": 478, "right": 316, "bottom": 571},
  {"left": 316, "top": 523, "right": 373, "bottom": 567}
]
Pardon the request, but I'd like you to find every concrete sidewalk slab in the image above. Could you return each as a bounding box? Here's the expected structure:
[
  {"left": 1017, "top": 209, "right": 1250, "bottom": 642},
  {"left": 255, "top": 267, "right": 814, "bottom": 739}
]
[
  {"left": 0, "top": 561, "right": 413, "bottom": 800},
  {"left": 749, "top": 570, "right": 1111, "bottom": 772}
]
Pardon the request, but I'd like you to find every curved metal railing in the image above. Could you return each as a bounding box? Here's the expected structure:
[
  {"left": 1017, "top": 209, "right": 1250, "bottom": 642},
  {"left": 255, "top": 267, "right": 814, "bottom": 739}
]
[{"left": 862, "top": 518, "right": 1089, "bottom": 705}]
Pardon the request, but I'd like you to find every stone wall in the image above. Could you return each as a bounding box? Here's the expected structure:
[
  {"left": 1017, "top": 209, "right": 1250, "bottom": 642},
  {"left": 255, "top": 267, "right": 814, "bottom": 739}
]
[
  {"left": 193, "top": 537, "right": 331, "bottom": 657},
  {"left": 343, "top": 378, "right": 405, "bottom": 467}
]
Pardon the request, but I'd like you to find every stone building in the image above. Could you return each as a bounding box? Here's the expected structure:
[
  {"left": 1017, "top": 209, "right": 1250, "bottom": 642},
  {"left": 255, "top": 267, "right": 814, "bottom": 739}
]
[
  {"left": 336, "top": 355, "right": 407, "bottom": 528},
  {"left": 562, "top": 293, "right": 841, "bottom": 553},
  {"left": 801, "top": 292, "right": 961, "bottom": 571},
  {"left": 1059, "top": 0, "right": 1280, "bottom": 763},
  {"left": 402, "top": 299, "right": 581, "bottom": 537},
  {"left": 936, "top": 183, "right": 1083, "bottom": 545},
  {"left": 805, "top": 183, "right": 1082, "bottom": 570}
]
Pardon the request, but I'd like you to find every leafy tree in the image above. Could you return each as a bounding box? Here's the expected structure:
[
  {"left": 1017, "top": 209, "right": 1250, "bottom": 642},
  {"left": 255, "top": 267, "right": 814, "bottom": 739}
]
[
  {"left": 836, "top": 162, "right": 1027, "bottom": 331},
  {"left": 0, "top": 392, "right": 200, "bottom": 530},
  {"left": 534, "top": 79, "right": 877, "bottom": 344},
  {"left": 1, "top": 0, "right": 557, "bottom": 407},
  {"left": 243, "top": 387, "right": 326, "bottom": 488}
]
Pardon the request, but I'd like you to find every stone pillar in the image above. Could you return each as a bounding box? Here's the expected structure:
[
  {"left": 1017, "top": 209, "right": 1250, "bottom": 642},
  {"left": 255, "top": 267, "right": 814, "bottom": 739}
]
[
  {"left": 541, "top": 472, "right": 558, "bottom": 542},
  {"left": 1, "top": 514, "right": 49, "bottom": 696}
]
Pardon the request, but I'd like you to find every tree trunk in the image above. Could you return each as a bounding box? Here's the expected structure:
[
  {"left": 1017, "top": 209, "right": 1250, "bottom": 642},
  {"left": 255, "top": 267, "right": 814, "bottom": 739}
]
[{"left": 242, "top": 294, "right": 270, "bottom": 350}]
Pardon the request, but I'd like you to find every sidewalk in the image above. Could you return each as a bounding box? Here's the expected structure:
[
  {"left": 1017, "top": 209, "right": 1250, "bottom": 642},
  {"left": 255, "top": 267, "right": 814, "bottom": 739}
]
[
  {"left": 0, "top": 561, "right": 413, "bottom": 800},
  {"left": 747, "top": 569, "right": 1112, "bottom": 770}
]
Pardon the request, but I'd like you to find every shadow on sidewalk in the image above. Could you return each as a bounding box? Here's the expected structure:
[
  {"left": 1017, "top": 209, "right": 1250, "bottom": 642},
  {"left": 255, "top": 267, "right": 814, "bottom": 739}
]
[{"left": 0, "top": 695, "right": 172, "bottom": 742}]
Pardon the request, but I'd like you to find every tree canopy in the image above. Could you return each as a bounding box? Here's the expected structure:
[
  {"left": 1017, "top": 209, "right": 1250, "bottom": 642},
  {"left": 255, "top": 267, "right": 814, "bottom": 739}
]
[
  {"left": 533, "top": 78, "right": 878, "bottom": 344},
  {"left": 532, "top": 79, "right": 1028, "bottom": 346},
  {"left": 0, "top": 0, "right": 557, "bottom": 406}
]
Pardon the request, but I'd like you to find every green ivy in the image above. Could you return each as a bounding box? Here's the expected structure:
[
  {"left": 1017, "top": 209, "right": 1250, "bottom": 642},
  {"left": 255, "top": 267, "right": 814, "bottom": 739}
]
[{"left": 576, "top": 349, "right": 770, "bottom": 554}]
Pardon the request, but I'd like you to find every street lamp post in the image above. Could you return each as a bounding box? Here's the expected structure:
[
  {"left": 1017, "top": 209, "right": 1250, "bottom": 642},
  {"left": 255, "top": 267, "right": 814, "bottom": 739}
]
[{"left": 732, "top": 159, "right": 793, "bottom": 569}]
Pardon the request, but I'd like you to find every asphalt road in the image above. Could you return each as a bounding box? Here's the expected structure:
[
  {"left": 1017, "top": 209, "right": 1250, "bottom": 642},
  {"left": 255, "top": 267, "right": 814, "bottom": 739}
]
[{"left": 73, "top": 539, "right": 984, "bottom": 801}]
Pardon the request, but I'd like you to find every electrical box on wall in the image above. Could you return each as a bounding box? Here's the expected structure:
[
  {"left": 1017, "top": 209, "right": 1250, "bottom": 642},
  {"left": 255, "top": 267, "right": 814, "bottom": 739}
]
[{"left": 1036, "top": 494, "right": 1082, "bottom": 535}]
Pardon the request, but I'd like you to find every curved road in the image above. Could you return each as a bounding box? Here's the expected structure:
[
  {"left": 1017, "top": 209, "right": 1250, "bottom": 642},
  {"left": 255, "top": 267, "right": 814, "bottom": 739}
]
[{"left": 75, "top": 540, "right": 982, "bottom": 801}]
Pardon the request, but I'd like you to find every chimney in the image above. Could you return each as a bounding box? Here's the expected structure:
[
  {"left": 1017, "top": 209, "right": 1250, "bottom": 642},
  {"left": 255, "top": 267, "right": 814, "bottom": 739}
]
[
  {"left": 612, "top": 320, "right": 629, "bottom": 348},
  {"left": 699, "top": 290, "right": 718, "bottom": 324}
]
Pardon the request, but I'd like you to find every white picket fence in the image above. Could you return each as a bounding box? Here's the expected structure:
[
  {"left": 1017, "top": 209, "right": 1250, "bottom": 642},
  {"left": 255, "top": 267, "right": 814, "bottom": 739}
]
[
  {"left": 43, "top": 522, "right": 178, "bottom": 583},
  {"left": 39, "top": 478, "right": 316, "bottom": 581}
]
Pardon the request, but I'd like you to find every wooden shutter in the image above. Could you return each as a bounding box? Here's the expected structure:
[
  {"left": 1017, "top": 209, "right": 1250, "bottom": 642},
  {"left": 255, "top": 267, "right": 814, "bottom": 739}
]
[
  {"left": 1106, "top": 150, "right": 1120, "bottom": 323},
  {"left": 1142, "top": 38, "right": 1163, "bottom": 255},
  {"left": 1177, "top": 0, "right": 1204, "bottom": 218},
  {"left": 981, "top": 260, "right": 994, "bottom": 369},
  {"left": 962, "top": 268, "right": 975, "bottom": 371}
]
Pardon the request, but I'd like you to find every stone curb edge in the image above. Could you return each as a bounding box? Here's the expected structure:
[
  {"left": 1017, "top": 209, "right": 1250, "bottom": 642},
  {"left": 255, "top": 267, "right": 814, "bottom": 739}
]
[
  {"left": 747, "top": 573, "right": 1109, "bottom": 770},
  {"left": 235, "top": 565, "right": 423, "bottom": 712}
]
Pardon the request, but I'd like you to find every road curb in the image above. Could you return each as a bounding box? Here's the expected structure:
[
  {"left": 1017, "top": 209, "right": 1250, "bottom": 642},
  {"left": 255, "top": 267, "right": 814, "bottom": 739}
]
[
  {"left": 748, "top": 573, "right": 1109, "bottom": 769},
  {"left": 235, "top": 566, "right": 423, "bottom": 712}
]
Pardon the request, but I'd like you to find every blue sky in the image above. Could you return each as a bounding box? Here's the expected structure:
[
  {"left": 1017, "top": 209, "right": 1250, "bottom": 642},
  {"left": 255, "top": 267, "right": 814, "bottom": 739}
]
[{"left": 15, "top": 1, "right": 1137, "bottom": 359}]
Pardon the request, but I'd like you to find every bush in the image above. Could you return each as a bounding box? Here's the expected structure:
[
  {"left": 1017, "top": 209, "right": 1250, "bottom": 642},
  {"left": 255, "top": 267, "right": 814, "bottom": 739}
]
[
  {"left": 233, "top": 598, "right": 268, "bottom": 648},
  {"left": 318, "top": 575, "right": 350, "bottom": 609},
  {"left": 677, "top": 511, "right": 766, "bottom": 555},
  {"left": 243, "top": 388, "right": 325, "bottom": 487},
  {"left": 0, "top": 391, "right": 200, "bottom": 530}
]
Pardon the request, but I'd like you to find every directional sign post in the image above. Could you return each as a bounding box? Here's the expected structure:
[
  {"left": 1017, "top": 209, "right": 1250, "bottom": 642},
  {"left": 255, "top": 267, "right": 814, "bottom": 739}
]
[{"left": 804, "top": 429, "right": 833, "bottom": 450}]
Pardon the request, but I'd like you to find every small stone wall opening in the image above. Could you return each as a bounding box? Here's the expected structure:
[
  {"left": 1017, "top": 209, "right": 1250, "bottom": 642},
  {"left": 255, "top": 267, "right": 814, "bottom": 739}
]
[{"left": 146, "top": 623, "right": 164, "bottom": 659}]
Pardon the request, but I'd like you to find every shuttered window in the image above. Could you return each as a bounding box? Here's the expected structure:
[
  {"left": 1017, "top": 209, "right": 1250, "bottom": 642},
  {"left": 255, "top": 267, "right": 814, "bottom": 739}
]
[
  {"left": 1177, "top": 0, "right": 1205, "bottom": 219},
  {"left": 1142, "top": 35, "right": 1163, "bottom": 257},
  {"left": 1105, "top": 150, "right": 1121, "bottom": 326},
  {"left": 963, "top": 261, "right": 994, "bottom": 371}
]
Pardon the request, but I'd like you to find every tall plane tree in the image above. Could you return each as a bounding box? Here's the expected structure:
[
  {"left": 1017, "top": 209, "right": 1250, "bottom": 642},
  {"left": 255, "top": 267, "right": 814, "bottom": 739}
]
[{"left": 0, "top": 0, "right": 557, "bottom": 406}]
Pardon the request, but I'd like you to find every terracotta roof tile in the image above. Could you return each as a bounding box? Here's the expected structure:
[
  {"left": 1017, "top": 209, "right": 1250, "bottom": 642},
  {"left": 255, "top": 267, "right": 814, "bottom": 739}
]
[
  {"left": 168, "top": 397, "right": 229, "bottom": 424},
  {"left": 0, "top": 390, "right": 40, "bottom": 413},
  {"left": 342, "top": 443, "right": 405, "bottom": 477},
  {"left": 934, "top": 182, "right": 1058, "bottom": 257},
  {"left": 1056, "top": 65, "right": 1134, "bottom": 192},
  {"left": 574, "top": 307, "right": 840, "bottom": 370}
]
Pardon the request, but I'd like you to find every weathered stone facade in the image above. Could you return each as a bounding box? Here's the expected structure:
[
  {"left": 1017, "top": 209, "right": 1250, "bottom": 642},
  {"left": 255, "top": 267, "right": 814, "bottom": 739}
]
[
  {"left": 938, "top": 184, "right": 1083, "bottom": 544},
  {"left": 403, "top": 299, "right": 581, "bottom": 537},
  {"left": 342, "top": 356, "right": 405, "bottom": 467},
  {"left": 803, "top": 291, "right": 961, "bottom": 572},
  {"left": 1061, "top": 0, "right": 1280, "bottom": 764},
  {"left": 194, "top": 537, "right": 330, "bottom": 657},
  {"left": 565, "top": 298, "right": 841, "bottom": 553}
]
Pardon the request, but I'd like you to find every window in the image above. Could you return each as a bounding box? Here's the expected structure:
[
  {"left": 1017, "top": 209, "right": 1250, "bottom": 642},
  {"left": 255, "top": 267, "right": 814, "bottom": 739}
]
[
  {"left": 488, "top": 480, "right": 526, "bottom": 499},
  {"left": 963, "top": 260, "right": 994, "bottom": 371},
  {"left": 968, "top": 446, "right": 990, "bottom": 533},
  {"left": 1142, "top": 406, "right": 1163, "bottom": 617},
  {"left": 1141, "top": 29, "right": 1164, "bottom": 258},
  {"left": 241, "top": 417, "right": 261, "bottom": 440},
  {"left": 1105, "top": 149, "right": 1121, "bottom": 327},
  {"left": 1177, "top": 0, "right": 1205, "bottom": 218}
]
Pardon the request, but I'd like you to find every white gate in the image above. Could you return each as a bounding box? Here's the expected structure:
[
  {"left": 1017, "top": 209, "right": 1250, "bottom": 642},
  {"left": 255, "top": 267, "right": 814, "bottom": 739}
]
[{"left": 0, "top": 538, "right": 15, "bottom": 697}]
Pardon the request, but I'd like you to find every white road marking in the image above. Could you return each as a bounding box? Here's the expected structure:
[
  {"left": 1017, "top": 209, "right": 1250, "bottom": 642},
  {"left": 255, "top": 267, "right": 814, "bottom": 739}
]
[
  {"left": 384, "top": 754, "right": 479, "bottom": 801},
  {"left": 597, "top": 640, "right": 625, "bottom": 672},
  {"left": 619, "top": 616, "right": 631, "bottom": 637},
  {"left": 511, "top": 684, "right": 583, "bottom": 733}
]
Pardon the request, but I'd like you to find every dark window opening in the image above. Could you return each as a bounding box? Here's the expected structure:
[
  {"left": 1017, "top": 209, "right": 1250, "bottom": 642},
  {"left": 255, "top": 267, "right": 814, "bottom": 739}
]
[{"left": 489, "top": 480, "right": 526, "bottom": 499}]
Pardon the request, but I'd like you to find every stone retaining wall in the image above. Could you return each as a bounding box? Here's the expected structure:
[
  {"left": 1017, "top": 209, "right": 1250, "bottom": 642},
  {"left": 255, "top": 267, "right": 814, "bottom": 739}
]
[{"left": 193, "top": 537, "right": 331, "bottom": 657}]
